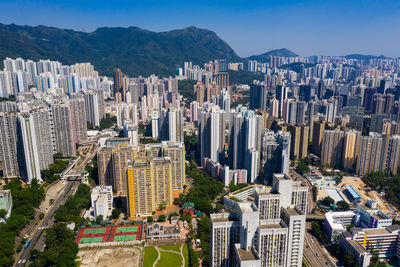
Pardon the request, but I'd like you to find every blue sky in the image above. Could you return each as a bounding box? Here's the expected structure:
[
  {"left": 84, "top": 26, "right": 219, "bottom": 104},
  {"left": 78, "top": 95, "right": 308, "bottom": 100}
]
[{"left": 0, "top": 0, "right": 399, "bottom": 57}]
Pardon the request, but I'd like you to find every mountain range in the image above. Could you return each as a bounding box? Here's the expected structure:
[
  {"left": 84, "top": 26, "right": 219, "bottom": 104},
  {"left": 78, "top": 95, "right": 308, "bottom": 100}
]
[{"left": 0, "top": 23, "right": 395, "bottom": 76}]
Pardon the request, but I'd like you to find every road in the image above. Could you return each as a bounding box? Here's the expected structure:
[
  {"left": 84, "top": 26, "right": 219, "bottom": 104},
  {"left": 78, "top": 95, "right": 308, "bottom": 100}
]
[
  {"left": 15, "top": 144, "right": 97, "bottom": 266},
  {"left": 15, "top": 179, "right": 80, "bottom": 266},
  {"left": 303, "top": 222, "right": 337, "bottom": 267},
  {"left": 290, "top": 168, "right": 339, "bottom": 266}
]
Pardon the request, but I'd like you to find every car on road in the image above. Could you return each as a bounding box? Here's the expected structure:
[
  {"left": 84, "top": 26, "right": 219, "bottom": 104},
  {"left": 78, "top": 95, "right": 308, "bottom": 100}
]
[{"left": 316, "top": 253, "right": 319, "bottom": 257}]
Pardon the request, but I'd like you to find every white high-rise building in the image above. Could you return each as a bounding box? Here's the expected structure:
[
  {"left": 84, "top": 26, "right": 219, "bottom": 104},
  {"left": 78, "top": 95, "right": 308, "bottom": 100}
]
[
  {"left": 51, "top": 103, "right": 76, "bottom": 157},
  {"left": 83, "top": 89, "right": 105, "bottom": 127},
  {"left": 0, "top": 112, "right": 20, "bottom": 178},
  {"left": 124, "top": 123, "right": 139, "bottom": 147},
  {"left": 211, "top": 173, "right": 308, "bottom": 267},
  {"left": 91, "top": 185, "right": 113, "bottom": 219},
  {"left": 18, "top": 113, "right": 42, "bottom": 183}
]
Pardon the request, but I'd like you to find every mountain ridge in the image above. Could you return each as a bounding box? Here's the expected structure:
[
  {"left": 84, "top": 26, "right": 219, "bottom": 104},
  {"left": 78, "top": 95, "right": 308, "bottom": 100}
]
[{"left": 0, "top": 23, "right": 240, "bottom": 76}]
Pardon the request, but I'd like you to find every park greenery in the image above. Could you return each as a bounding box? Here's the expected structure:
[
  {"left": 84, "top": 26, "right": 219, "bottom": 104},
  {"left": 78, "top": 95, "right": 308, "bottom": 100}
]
[
  {"left": 111, "top": 209, "right": 121, "bottom": 220},
  {"left": 87, "top": 114, "right": 117, "bottom": 131},
  {"left": 296, "top": 157, "right": 310, "bottom": 174},
  {"left": 177, "top": 162, "right": 225, "bottom": 266},
  {"left": 175, "top": 162, "right": 224, "bottom": 215},
  {"left": 85, "top": 156, "right": 98, "bottom": 185},
  {"left": 184, "top": 133, "right": 198, "bottom": 158},
  {"left": 30, "top": 223, "right": 78, "bottom": 267},
  {"left": 99, "top": 114, "right": 117, "bottom": 130},
  {"left": 312, "top": 185, "right": 318, "bottom": 202},
  {"left": 363, "top": 171, "right": 400, "bottom": 204},
  {"left": 228, "top": 70, "right": 264, "bottom": 85},
  {"left": 41, "top": 157, "right": 69, "bottom": 184},
  {"left": 228, "top": 181, "right": 248, "bottom": 192},
  {"left": 0, "top": 179, "right": 45, "bottom": 266},
  {"left": 278, "top": 62, "right": 316, "bottom": 73},
  {"left": 178, "top": 80, "right": 197, "bottom": 101},
  {"left": 54, "top": 183, "right": 91, "bottom": 226}
]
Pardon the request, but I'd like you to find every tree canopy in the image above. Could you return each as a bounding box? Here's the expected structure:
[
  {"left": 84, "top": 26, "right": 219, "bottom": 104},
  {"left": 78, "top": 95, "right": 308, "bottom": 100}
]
[
  {"left": 30, "top": 223, "right": 78, "bottom": 267},
  {"left": 0, "top": 179, "right": 45, "bottom": 266}
]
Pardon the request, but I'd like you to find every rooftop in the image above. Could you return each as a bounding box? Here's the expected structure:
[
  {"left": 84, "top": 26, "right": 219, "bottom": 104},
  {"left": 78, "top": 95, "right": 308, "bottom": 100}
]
[
  {"left": 211, "top": 213, "right": 236, "bottom": 223},
  {"left": 259, "top": 224, "right": 283, "bottom": 229},
  {"left": 349, "top": 239, "right": 368, "bottom": 254},
  {"left": 363, "top": 228, "right": 391, "bottom": 236},
  {"left": 236, "top": 247, "right": 258, "bottom": 261},
  {"left": 286, "top": 207, "right": 302, "bottom": 216}
]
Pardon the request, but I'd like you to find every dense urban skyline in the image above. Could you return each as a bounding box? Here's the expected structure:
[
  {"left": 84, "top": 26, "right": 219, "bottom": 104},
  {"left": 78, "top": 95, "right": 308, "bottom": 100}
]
[
  {"left": 0, "top": 0, "right": 399, "bottom": 58},
  {"left": 1, "top": 1, "right": 400, "bottom": 266}
]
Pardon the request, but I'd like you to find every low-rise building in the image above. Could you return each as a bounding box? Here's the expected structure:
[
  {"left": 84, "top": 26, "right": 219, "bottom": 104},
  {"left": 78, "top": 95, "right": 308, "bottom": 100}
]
[
  {"left": 147, "top": 222, "right": 181, "bottom": 240},
  {"left": 91, "top": 185, "right": 113, "bottom": 219},
  {"left": 357, "top": 199, "right": 392, "bottom": 228},
  {"left": 324, "top": 210, "right": 357, "bottom": 242},
  {"left": 324, "top": 199, "right": 393, "bottom": 242},
  {"left": 338, "top": 224, "right": 400, "bottom": 266}
]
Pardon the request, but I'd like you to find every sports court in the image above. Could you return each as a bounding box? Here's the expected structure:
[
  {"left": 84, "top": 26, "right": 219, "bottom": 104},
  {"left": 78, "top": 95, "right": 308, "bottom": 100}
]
[
  {"left": 75, "top": 224, "right": 143, "bottom": 244},
  {"left": 116, "top": 226, "right": 138, "bottom": 233},
  {"left": 84, "top": 227, "right": 107, "bottom": 234},
  {"left": 113, "top": 235, "right": 137, "bottom": 241},
  {"left": 80, "top": 237, "right": 104, "bottom": 243}
]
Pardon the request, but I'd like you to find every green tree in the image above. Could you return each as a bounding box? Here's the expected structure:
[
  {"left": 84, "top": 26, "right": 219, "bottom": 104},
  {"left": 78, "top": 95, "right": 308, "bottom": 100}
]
[
  {"left": 30, "top": 223, "right": 78, "bottom": 267},
  {"left": 311, "top": 221, "right": 321, "bottom": 235},
  {"left": 158, "top": 215, "right": 166, "bottom": 222},
  {"left": 322, "top": 196, "right": 335, "bottom": 206},
  {"left": 111, "top": 209, "right": 121, "bottom": 219},
  {"left": 337, "top": 200, "right": 350, "bottom": 211},
  {"left": 0, "top": 209, "right": 7, "bottom": 218},
  {"left": 96, "top": 215, "right": 103, "bottom": 224},
  {"left": 147, "top": 216, "right": 153, "bottom": 222},
  {"left": 297, "top": 160, "right": 309, "bottom": 174},
  {"left": 181, "top": 213, "right": 192, "bottom": 223},
  {"left": 312, "top": 186, "right": 318, "bottom": 202},
  {"left": 344, "top": 249, "right": 355, "bottom": 267}
]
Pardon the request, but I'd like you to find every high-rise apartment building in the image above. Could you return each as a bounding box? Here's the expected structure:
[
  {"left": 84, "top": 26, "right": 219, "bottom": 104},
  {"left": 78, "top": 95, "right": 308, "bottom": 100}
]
[
  {"left": 0, "top": 112, "right": 20, "bottom": 178},
  {"left": 112, "top": 144, "right": 138, "bottom": 196},
  {"left": 250, "top": 81, "right": 267, "bottom": 111},
  {"left": 83, "top": 89, "right": 105, "bottom": 127},
  {"left": 127, "top": 157, "right": 173, "bottom": 217},
  {"left": 288, "top": 124, "right": 309, "bottom": 160},
  {"left": 97, "top": 146, "right": 113, "bottom": 186},
  {"left": 321, "top": 130, "right": 345, "bottom": 167},
  {"left": 51, "top": 103, "right": 76, "bottom": 157},
  {"left": 214, "top": 72, "right": 229, "bottom": 95},
  {"left": 69, "top": 95, "right": 88, "bottom": 142},
  {"left": 211, "top": 173, "right": 307, "bottom": 267},
  {"left": 311, "top": 119, "right": 326, "bottom": 155},
  {"left": 18, "top": 113, "right": 42, "bottom": 183},
  {"left": 113, "top": 68, "right": 123, "bottom": 96},
  {"left": 342, "top": 130, "right": 361, "bottom": 170},
  {"left": 356, "top": 133, "right": 387, "bottom": 176}
]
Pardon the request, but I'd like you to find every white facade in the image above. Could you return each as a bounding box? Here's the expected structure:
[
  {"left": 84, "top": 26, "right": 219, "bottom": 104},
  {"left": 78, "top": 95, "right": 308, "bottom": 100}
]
[{"left": 91, "top": 185, "right": 113, "bottom": 219}]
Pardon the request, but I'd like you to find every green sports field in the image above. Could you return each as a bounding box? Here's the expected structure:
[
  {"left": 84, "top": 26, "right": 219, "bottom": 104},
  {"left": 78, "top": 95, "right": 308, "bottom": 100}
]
[
  {"left": 84, "top": 228, "right": 107, "bottom": 234},
  {"left": 80, "top": 237, "right": 103, "bottom": 243},
  {"left": 114, "top": 235, "right": 137, "bottom": 241},
  {"left": 116, "top": 226, "right": 138, "bottom": 232}
]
